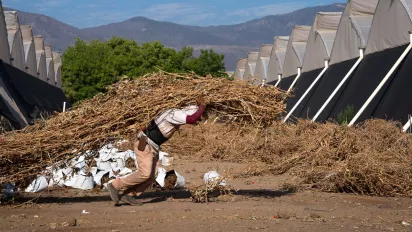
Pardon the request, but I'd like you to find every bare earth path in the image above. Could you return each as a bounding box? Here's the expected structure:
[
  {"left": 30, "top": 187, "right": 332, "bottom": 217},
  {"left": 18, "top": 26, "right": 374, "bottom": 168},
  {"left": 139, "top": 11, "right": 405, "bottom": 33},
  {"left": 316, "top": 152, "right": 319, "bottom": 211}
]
[{"left": 1, "top": 159, "right": 411, "bottom": 232}]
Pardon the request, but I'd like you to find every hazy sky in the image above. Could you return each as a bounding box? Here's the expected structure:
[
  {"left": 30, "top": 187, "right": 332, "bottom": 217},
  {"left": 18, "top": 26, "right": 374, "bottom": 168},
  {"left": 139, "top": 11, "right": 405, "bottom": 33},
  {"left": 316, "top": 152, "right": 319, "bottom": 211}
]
[{"left": 3, "top": 0, "right": 336, "bottom": 28}]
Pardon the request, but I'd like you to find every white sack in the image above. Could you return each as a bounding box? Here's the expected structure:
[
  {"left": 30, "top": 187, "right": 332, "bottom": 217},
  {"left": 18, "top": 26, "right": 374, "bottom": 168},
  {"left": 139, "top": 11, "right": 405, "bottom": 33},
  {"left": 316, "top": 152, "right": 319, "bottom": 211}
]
[{"left": 25, "top": 176, "right": 49, "bottom": 193}]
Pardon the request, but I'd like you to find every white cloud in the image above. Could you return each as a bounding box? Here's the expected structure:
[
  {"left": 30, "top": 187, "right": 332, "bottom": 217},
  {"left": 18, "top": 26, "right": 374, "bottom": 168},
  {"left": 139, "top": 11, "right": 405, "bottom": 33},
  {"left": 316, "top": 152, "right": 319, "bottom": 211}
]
[
  {"left": 140, "top": 3, "right": 215, "bottom": 25},
  {"left": 2, "top": 0, "right": 21, "bottom": 8},
  {"left": 31, "top": 0, "right": 71, "bottom": 12},
  {"left": 84, "top": 4, "right": 98, "bottom": 8},
  {"left": 183, "top": 13, "right": 216, "bottom": 24},
  {"left": 227, "top": 2, "right": 310, "bottom": 18},
  {"left": 69, "top": 2, "right": 215, "bottom": 27},
  {"left": 142, "top": 3, "right": 199, "bottom": 20},
  {"left": 3, "top": 0, "right": 21, "bottom": 4},
  {"left": 68, "top": 10, "right": 137, "bottom": 28}
]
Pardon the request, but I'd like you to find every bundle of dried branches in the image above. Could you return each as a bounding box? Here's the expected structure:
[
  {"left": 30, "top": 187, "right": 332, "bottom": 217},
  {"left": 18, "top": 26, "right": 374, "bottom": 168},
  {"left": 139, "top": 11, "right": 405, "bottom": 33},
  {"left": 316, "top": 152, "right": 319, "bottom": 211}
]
[
  {"left": 189, "top": 176, "right": 233, "bottom": 203},
  {"left": 167, "top": 119, "right": 412, "bottom": 197},
  {"left": 0, "top": 72, "right": 287, "bottom": 187}
]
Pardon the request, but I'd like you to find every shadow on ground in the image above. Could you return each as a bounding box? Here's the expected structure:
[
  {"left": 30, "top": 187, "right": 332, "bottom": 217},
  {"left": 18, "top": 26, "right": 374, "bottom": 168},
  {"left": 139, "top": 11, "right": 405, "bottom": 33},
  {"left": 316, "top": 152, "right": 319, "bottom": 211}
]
[{"left": 14, "top": 189, "right": 293, "bottom": 205}]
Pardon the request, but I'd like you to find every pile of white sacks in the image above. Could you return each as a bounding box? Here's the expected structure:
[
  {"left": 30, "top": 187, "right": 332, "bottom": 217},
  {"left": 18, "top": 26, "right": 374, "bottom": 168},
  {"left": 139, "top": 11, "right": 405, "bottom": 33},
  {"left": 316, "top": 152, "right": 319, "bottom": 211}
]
[{"left": 25, "top": 143, "right": 185, "bottom": 193}]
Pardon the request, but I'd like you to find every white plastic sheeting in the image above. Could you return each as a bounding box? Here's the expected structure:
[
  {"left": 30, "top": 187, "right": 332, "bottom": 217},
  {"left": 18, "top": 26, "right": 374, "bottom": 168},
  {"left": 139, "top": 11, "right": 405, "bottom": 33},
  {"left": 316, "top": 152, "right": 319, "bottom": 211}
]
[
  {"left": 267, "top": 36, "right": 289, "bottom": 83},
  {"left": 302, "top": 12, "right": 342, "bottom": 72},
  {"left": 203, "top": 171, "right": 226, "bottom": 186},
  {"left": 243, "top": 52, "right": 259, "bottom": 81},
  {"left": 4, "top": 11, "right": 25, "bottom": 71},
  {"left": 20, "top": 25, "right": 37, "bottom": 77},
  {"left": 34, "top": 36, "right": 47, "bottom": 82},
  {"left": 234, "top": 58, "right": 247, "bottom": 80},
  {"left": 282, "top": 26, "right": 311, "bottom": 78},
  {"left": 349, "top": 0, "right": 379, "bottom": 15},
  {"left": 0, "top": 2, "right": 10, "bottom": 64},
  {"left": 156, "top": 168, "right": 185, "bottom": 189},
  {"left": 366, "top": 0, "right": 412, "bottom": 55},
  {"left": 330, "top": 0, "right": 378, "bottom": 65},
  {"left": 25, "top": 176, "right": 49, "bottom": 193},
  {"left": 254, "top": 44, "right": 273, "bottom": 85},
  {"left": 52, "top": 52, "right": 62, "bottom": 88},
  {"left": 25, "top": 143, "right": 185, "bottom": 193},
  {"left": 45, "top": 44, "right": 55, "bottom": 85}
]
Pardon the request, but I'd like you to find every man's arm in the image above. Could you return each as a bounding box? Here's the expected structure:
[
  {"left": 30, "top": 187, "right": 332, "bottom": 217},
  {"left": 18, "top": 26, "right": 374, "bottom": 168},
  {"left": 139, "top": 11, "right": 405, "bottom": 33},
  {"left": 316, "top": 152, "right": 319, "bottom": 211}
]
[
  {"left": 185, "top": 105, "right": 206, "bottom": 124},
  {"left": 186, "top": 97, "right": 206, "bottom": 124},
  {"left": 167, "top": 98, "right": 207, "bottom": 125}
]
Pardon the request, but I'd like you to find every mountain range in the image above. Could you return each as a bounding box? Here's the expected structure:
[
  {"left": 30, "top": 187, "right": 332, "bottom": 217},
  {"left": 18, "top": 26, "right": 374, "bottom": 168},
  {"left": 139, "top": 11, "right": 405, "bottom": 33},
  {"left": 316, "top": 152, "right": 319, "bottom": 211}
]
[{"left": 5, "top": 3, "right": 345, "bottom": 70}]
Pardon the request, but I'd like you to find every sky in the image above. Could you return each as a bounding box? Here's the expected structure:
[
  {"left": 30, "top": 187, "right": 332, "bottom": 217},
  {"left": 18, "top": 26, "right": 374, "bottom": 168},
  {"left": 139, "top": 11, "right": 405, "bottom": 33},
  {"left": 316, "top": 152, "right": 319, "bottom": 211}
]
[{"left": 3, "top": 0, "right": 336, "bottom": 28}]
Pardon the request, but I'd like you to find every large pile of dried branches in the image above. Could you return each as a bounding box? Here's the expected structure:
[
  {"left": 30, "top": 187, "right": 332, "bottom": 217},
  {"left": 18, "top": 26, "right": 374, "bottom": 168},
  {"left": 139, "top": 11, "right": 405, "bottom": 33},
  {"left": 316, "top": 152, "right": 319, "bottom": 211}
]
[
  {"left": 167, "top": 120, "right": 412, "bottom": 197},
  {"left": 0, "top": 72, "right": 287, "bottom": 186}
]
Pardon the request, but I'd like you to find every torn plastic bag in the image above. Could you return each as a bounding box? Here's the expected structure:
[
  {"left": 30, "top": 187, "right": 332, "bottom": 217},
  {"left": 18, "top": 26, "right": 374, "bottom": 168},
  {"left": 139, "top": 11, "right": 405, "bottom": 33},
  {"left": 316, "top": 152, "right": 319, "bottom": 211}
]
[
  {"left": 159, "top": 151, "right": 173, "bottom": 167},
  {"left": 90, "top": 167, "right": 98, "bottom": 176},
  {"left": 49, "top": 168, "right": 66, "bottom": 187},
  {"left": 25, "top": 176, "right": 49, "bottom": 193},
  {"left": 97, "top": 160, "right": 112, "bottom": 171},
  {"left": 64, "top": 175, "right": 76, "bottom": 187},
  {"left": 155, "top": 168, "right": 185, "bottom": 189},
  {"left": 73, "top": 174, "right": 94, "bottom": 190},
  {"left": 174, "top": 170, "right": 185, "bottom": 188},
  {"left": 124, "top": 150, "right": 136, "bottom": 161},
  {"left": 98, "top": 144, "right": 119, "bottom": 161},
  {"left": 203, "top": 171, "right": 226, "bottom": 186},
  {"left": 71, "top": 155, "right": 86, "bottom": 170},
  {"left": 118, "top": 167, "right": 133, "bottom": 176},
  {"left": 93, "top": 170, "right": 110, "bottom": 186}
]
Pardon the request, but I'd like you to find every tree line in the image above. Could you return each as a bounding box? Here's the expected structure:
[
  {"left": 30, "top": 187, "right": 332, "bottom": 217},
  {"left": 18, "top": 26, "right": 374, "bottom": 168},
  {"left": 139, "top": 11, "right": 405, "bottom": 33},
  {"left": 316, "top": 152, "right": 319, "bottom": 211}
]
[{"left": 62, "top": 37, "right": 227, "bottom": 104}]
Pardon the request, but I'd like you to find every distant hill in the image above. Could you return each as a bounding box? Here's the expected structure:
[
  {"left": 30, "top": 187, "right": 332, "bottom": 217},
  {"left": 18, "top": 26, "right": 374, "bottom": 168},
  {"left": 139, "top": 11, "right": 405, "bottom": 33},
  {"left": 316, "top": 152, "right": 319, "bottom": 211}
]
[
  {"left": 4, "top": 3, "right": 345, "bottom": 70},
  {"left": 187, "top": 3, "right": 346, "bottom": 47}
]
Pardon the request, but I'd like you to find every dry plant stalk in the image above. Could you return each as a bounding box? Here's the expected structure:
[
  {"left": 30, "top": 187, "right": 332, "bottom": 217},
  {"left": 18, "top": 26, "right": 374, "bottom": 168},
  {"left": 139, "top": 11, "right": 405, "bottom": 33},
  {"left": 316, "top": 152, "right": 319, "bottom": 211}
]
[
  {"left": 0, "top": 72, "right": 287, "bottom": 187},
  {"left": 189, "top": 176, "right": 233, "bottom": 203},
  {"left": 167, "top": 119, "right": 412, "bottom": 197}
]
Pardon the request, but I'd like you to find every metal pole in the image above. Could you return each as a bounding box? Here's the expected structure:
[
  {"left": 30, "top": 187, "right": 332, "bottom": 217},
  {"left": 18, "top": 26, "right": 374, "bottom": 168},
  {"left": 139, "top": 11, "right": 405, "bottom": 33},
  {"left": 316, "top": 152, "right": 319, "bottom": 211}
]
[
  {"left": 274, "top": 74, "right": 282, "bottom": 87},
  {"left": 349, "top": 32, "right": 412, "bottom": 127},
  {"left": 403, "top": 114, "right": 412, "bottom": 133},
  {"left": 409, "top": 115, "right": 412, "bottom": 133},
  {"left": 63, "top": 102, "right": 66, "bottom": 113},
  {"left": 284, "top": 60, "right": 329, "bottom": 123},
  {"left": 312, "top": 49, "right": 364, "bottom": 122},
  {"left": 288, "top": 67, "right": 301, "bottom": 92}
]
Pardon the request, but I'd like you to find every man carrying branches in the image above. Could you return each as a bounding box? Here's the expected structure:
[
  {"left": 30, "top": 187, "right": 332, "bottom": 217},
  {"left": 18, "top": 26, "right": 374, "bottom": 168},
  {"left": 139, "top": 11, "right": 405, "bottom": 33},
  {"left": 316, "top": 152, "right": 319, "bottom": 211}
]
[{"left": 107, "top": 98, "right": 207, "bottom": 205}]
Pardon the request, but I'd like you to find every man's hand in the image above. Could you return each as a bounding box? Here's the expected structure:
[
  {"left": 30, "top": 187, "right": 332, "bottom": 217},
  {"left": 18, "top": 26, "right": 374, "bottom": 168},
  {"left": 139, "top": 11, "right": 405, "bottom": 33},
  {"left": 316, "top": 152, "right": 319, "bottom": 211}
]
[
  {"left": 186, "top": 97, "right": 207, "bottom": 124},
  {"left": 196, "top": 97, "right": 206, "bottom": 106}
]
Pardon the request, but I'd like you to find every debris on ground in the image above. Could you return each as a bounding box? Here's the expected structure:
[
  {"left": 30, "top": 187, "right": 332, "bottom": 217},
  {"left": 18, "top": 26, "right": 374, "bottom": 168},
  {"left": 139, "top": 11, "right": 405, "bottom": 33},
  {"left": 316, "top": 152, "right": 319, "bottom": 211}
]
[
  {"left": 18, "top": 142, "right": 185, "bottom": 195},
  {"left": 155, "top": 168, "right": 185, "bottom": 190},
  {"left": 81, "top": 210, "right": 90, "bottom": 215},
  {"left": 401, "top": 221, "right": 410, "bottom": 227},
  {"left": 2, "top": 72, "right": 412, "bottom": 200},
  {"left": 203, "top": 171, "right": 226, "bottom": 186},
  {"left": 167, "top": 119, "right": 412, "bottom": 197},
  {"left": 279, "top": 183, "right": 299, "bottom": 193},
  {"left": 190, "top": 173, "right": 233, "bottom": 203},
  {"left": 0, "top": 72, "right": 287, "bottom": 188}
]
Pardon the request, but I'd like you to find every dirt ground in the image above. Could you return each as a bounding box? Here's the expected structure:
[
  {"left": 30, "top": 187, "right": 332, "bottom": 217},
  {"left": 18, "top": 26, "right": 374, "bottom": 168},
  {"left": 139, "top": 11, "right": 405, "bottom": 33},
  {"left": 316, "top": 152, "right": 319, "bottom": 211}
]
[{"left": 1, "top": 158, "right": 412, "bottom": 232}]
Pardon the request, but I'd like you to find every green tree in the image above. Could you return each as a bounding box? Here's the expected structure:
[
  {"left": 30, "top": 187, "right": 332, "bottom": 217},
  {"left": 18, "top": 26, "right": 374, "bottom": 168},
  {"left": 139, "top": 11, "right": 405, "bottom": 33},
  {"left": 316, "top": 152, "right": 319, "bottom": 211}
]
[
  {"left": 105, "top": 37, "right": 141, "bottom": 77},
  {"left": 62, "top": 38, "right": 113, "bottom": 103},
  {"left": 184, "top": 49, "right": 227, "bottom": 77},
  {"left": 62, "top": 37, "right": 227, "bottom": 104}
]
